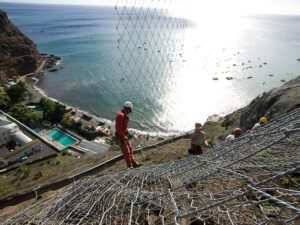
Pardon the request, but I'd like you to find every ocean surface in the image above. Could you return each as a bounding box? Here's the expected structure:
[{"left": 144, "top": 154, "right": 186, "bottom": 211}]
[{"left": 1, "top": 2, "right": 300, "bottom": 133}]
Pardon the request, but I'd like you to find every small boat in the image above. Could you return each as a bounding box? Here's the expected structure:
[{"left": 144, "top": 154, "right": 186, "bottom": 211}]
[{"left": 49, "top": 68, "right": 59, "bottom": 72}]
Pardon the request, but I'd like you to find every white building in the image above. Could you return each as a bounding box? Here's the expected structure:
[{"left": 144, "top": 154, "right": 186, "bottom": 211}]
[{"left": 0, "top": 115, "right": 32, "bottom": 146}]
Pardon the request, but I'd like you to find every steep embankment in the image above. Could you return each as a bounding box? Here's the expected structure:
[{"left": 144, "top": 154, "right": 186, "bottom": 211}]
[
  {"left": 0, "top": 10, "right": 41, "bottom": 78},
  {"left": 205, "top": 75, "right": 300, "bottom": 144}
]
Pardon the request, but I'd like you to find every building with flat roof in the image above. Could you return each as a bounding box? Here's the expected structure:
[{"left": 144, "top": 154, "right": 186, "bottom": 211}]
[{"left": 0, "top": 115, "right": 32, "bottom": 146}]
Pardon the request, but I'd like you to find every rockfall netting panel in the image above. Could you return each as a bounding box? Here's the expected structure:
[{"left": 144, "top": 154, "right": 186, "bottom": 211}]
[
  {"left": 4, "top": 108, "right": 300, "bottom": 224},
  {"left": 114, "top": 0, "right": 188, "bottom": 134}
]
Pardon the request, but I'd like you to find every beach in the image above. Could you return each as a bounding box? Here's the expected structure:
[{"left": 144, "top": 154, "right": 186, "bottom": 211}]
[{"left": 23, "top": 60, "right": 172, "bottom": 149}]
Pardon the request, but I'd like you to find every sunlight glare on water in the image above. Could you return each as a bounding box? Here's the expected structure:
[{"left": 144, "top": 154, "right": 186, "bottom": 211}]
[{"left": 158, "top": 3, "right": 248, "bottom": 131}]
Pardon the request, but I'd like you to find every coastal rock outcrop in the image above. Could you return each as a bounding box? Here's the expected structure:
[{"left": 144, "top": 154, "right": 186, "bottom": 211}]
[
  {"left": 239, "top": 76, "right": 300, "bottom": 129},
  {"left": 222, "top": 76, "right": 300, "bottom": 130},
  {"left": 204, "top": 76, "right": 300, "bottom": 145},
  {"left": 0, "top": 10, "right": 42, "bottom": 78}
]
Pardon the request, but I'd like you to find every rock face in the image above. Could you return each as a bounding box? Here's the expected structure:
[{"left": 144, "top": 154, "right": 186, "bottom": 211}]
[
  {"left": 222, "top": 76, "right": 300, "bottom": 130},
  {"left": 239, "top": 76, "right": 300, "bottom": 129},
  {"left": 205, "top": 76, "right": 300, "bottom": 145},
  {"left": 0, "top": 10, "right": 41, "bottom": 78}
]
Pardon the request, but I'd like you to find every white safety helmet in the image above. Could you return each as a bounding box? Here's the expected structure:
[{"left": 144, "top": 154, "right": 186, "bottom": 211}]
[{"left": 123, "top": 101, "right": 133, "bottom": 111}]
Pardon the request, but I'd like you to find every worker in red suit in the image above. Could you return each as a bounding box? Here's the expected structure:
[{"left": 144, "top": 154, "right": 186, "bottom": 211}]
[{"left": 115, "top": 101, "right": 142, "bottom": 168}]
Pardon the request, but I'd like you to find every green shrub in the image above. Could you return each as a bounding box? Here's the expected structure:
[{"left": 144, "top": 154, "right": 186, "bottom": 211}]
[
  {"left": 47, "top": 158, "right": 61, "bottom": 166},
  {"left": 61, "top": 117, "right": 73, "bottom": 128},
  {"left": 280, "top": 176, "right": 300, "bottom": 188},
  {"left": 259, "top": 149, "right": 271, "bottom": 158},
  {"left": 16, "top": 165, "right": 31, "bottom": 180},
  {"left": 0, "top": 175, "right": 7, "bottom": 193},
  {"left": 34, "top": 171, "right": 43, "bottom": 180}
]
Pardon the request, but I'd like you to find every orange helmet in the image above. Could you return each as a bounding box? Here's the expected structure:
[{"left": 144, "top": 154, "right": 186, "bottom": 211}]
[
  {"left": 195, "top": 122, "right": 202, "bottom": 128},
  {"left": 234, "top": 128, "right": 242, "bottom": 136}
]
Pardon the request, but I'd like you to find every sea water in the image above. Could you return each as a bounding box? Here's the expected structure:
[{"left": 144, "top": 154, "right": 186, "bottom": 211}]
[{"left": 1, "top": 2, "right": 300, "bottom": 133}]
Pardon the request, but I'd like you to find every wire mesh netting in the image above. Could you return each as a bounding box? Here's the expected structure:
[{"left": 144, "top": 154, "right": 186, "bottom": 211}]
[
  {"left": 115, "top": 0, "right": 189, "bottom": 133},
  {"left": 4, "top": 108, "right": 300, "bottom": 224}
]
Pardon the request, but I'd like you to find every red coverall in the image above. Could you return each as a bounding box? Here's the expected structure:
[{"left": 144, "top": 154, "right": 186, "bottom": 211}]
[{"left": 115, "top": 109, "right": 135, "bottom": 167}]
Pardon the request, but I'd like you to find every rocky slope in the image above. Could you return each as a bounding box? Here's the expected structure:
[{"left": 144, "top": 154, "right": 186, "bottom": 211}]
[
  {"left": 0, "top": 10, "right": 41, "bottom": 78},
  {"left": 238, "top": 76, "right": 300, "bottom": 129},
  {"left": 204, "top": 76, "right": 300, "bottom": 144}
]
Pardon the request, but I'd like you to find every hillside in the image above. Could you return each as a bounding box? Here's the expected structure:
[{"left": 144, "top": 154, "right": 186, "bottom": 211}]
[
  {"left": 203, "top": 75, "right": 300, "bottom": 144},
  {"left": 2, "top": 107, "right": 300, "bottom": 224},
  {"left": 0, "top": 76, "right": 299, "bottom": 222},
  {"left": 0, "top": 10, "right": 41, "bottom": 79}
]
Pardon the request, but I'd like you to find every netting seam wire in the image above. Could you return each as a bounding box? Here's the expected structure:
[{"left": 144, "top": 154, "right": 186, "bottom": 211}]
[
  {"left": 287, "top": 175, "right": 300, "bottom": 188},
  {"left": 257, "top": 201, "right": 272, "bottom": 223},
  {"left": 254, "top": 165, "right": 300, "bottom": 188},
  {"left": 128, "top": 187, "right": 141, "bottom": 225},
  {"left": 254, "top": 128, "right": 300, "bottom": 139},
  {"left": 247, "top": 185, "right": 300, "bottom": 216},
  {"left": 217, "top": 167, "right": 254, "bottom": 184},
  {"left": 225, "top": 210, "right": 235, "bottom": 225},
  {"left": 285, "top": 215, "right": 300, "bottom": 224},
  {"left": 176, "top": 191, "right": 246, "bottom": 221},
  {"left": 165, "top": 145, "right": 235, "bottom": 178},
  {"left": 263, "top": 187, "right": 300, "bottom": 195},
  {"left": 168, "top": 189, "right": 180, "bottom": 224}
]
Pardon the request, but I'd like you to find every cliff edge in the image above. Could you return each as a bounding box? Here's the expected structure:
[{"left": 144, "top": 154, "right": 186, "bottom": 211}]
[
  {"left": 0, "top": 10, "right": 41, "bottom": 78},
  {"left": 205, "top": 76, "right": 300, "bottom": 144}
]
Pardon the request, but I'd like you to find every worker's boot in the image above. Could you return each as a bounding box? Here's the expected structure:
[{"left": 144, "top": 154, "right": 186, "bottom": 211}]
[
  {"left": 132, "top": 161, "right": 142, "bottom": 168},
  {"left": 127, "top": 163, "right": 133, "bottom": 169}
]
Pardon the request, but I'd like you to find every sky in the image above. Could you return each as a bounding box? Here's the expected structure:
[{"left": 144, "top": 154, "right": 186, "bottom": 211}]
[{"left": 0, "top": 0, "right": 300, "bottom": 15}]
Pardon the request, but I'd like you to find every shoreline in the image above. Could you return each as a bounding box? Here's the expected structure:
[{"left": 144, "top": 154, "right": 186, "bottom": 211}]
[
  {"left": 24, "top": 55, "right": 299, "bottom": 149},
  {"left": 24, "top": 59, "right": 178, "bottom": 147}
]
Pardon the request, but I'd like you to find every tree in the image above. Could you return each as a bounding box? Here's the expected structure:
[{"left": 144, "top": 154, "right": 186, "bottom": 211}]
[
  {"left": 39, "top": 98, "right": 66, "bottom": 124},
  {"left": 61, "top": 116, "right": 73, "bottom": 128},
  {"left": 6, "top": 81, "right": 27, "bottom": 103},
  {"left": 52, "top": 102, "right": 66, "bottom": 123},
  {"left": 39, "top": 98, "right": 55, "bottom": 121},
  {"left": 9, "top": 104, "right": 42, "bottom": 127},
  {"left": 0, "top": 91, "right": 11, "bottom": 110}
]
